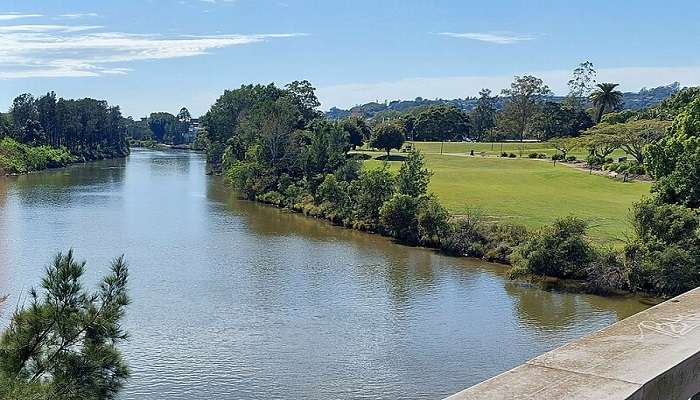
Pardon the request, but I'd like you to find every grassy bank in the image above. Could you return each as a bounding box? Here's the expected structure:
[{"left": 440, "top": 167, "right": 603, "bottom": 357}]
[
  {"left": 364, "top": 149, "right": 650, "bottom": 242},
  {"left": 0, "top": 137, "right": 75, "bottom": 175}
]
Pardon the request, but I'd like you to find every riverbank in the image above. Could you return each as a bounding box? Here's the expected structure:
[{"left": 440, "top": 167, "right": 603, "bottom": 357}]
[
  {"left": 0, "top": 137, "right": 127, "bottom": 176},
  {"left": 240, "top": 180, "right": 661, "bottom": 301}
]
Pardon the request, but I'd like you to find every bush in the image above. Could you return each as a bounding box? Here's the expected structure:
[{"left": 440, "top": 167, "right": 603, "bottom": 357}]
[
  {"left": 416, "top": 196, "right": 450, "bottom": 246},
  {"left": 586, "top": 248, "right": 630, "bottom": 294},
  {"left": 528, "top": 152, "right": 539, "bottom": 158},
  {"left": 0, "top": 137, "right": 74, "bottom": 174},
  {"left": 442, "top": 213, "right": 488, "bottom": 258},
  {"left": 511, "top": 216, "right": 594, "bottom": 279},
  {"left": 349, "top": 167, "right": 395, "bottom": 226},
  {"left": 508, "top": 153, "right": 517, "bottom": 158},
  {"left": 625, "top": 199, "right": 700, "bottom": 296},
  {"left": 551, "top": 153, "right": 564, "bottom": 161},
  {"left": 500, "top": 152, "right": 508, "bottom": 157},
  {"left": 604, "top": 163, "right": 619, "bottom": 172},
  {"left": 538, "top": 153, "right": 548, "bottom": 159},
  {"left": 379, "top": 194, "right": 420, "bottom": 243},
  {"left": 565, "top": 156, "right": 577, "bottom": 162}
]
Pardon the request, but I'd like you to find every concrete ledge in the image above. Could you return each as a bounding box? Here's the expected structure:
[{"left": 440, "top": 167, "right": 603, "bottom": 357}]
[{"left": 445, "top": 287, "right": 700, "bottom": 400}]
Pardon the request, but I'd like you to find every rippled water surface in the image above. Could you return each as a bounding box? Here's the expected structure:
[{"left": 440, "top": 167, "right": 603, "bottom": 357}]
[{"left": 0, "top": 149, "right": 650, "bottom": 399}]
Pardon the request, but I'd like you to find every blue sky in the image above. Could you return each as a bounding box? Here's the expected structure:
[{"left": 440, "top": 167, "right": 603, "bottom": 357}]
[{"left": 1, "top": 0, "right": 699, "bottom": 117}]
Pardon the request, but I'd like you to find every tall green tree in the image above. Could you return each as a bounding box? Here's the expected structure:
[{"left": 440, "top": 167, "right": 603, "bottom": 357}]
[
  {"left": 591, "top": 83, "right": 624, "bottom": 123},
  {"left": 500, "top": 75, "right": 552, "bottom": 141},
  {"left": 469, "top": 88, "right": 497, "bottom": 141},
  {"left": 412, "top": 105, "right": 469, "bottom": 141},
  {"left": 339, "top": 116, "right": 371, "bottom": 149},
  {"left": 566, "top": 61, "right": 596, "bottom": 110},
  {"left": 396, "top": 150, "right": 432, "bottom": 197}
]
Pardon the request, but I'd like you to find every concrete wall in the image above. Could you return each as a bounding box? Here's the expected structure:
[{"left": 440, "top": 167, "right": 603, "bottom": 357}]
[{"left": 445, "top": 287, "right": 700, "bottom": 400}]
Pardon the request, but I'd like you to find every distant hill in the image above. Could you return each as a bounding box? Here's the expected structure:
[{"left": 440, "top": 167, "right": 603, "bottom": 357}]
[{"left": 326, "top": 82, "right": 681, "bottom": 119}]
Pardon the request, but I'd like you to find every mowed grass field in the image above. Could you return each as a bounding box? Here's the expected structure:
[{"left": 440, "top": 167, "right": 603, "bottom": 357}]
[
  {"left": 408, "top": 141, "right": 629, "bottom": 160},
  {"left": 363, "top": 147, "right": 651, "bottom": 243}
]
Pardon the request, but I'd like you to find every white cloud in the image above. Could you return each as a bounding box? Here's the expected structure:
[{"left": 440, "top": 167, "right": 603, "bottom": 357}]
[
  {"left": 316, "top": 66, "right": 700, "bottom": 109},
  {"left": 59, "top": 13, "right": 99, "bottom": 19},
  {"left": 438, "top": 32, "right": 535, "bottom": 44},
  {"left": 0, "top": 24, "right": 102, "bottom": 33},
  {"left": 0, "top": 13, "right": 43, "bottom": 21},
  {"left": 0, "top": 22, "right": 306, "bottom": 79}
]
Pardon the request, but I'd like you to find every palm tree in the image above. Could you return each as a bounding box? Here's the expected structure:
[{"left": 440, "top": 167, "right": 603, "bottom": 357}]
[{"left": 591, "top": 83, "right": 623, "bottom": 123}]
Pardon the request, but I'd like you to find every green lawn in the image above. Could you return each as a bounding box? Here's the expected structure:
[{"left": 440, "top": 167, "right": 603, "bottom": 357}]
[
  {"left": 406, "top": 141, "right": 629, "bottom": 160},
  {"left": 363, "top": 148, "right": 651, "bottom": 243}
]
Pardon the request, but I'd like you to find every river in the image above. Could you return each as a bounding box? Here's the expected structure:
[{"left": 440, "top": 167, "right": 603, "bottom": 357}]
[{"left": 0, "top": 148, "right": 649, "bottom": 399}]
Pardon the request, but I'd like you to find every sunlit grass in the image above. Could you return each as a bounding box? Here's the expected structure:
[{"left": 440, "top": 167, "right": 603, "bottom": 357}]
[{"left": 362, "top": 144, "right": 650, "bottom": 243}]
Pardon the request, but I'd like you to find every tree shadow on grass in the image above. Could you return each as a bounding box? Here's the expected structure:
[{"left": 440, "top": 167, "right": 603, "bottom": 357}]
[{"left": 375, "top": 154, "right": 407, "bottom": 162}]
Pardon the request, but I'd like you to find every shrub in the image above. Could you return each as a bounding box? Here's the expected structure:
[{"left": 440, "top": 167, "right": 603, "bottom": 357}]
[
  {"left": 551, "top": 153, "right": 564, "bottom": 161},
  {"left": 0, "top": 137, "right": 74, "bottom": 174},
  {"left": 528, "top": 152, "right": 539, "bottom": 158},
  {"left": 538, "top": 153, "right": 548, "bottom": 159},
  {"left": 442, "top": 213, "right": 488, "bottom": 258},
  {"left": 625, "top": 198, "right": 700, "bottom": 296},
  {"left": 481, "top": 223, "right": 528, "bottom": 264},
  {"left": 258, "top": 191, "right": 286, "bottom": 206},
  {"left": 416, "top": 196, "right": 450, "bottom": 246},
  {"left": 349, "top": 167, "right": 395, "bottom": 225},
  {"left": 500, "top": 152, "right": 508, "bottom": 157},
  {"left": 565, "top": 155, "right": 577, "bottom": 162},
  {"left": 511, "top": 216, "right": 594, "bottom": 280},
  {"left": 604, "top": 163, "right": 619, "bottom": 172},
  {"left": 586, "top": 248, "right": 630, "bottom": 294},
  {"left": 508, "top": 153, "right": 517, "bottom": 158},
  {"left": 379, "top": 194, "right": 420, "bottom": 243}
]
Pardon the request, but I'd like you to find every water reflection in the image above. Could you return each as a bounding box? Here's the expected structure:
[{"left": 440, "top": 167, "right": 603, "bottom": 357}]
[{"left": 0, "top": 149, "right": 651, "bottom": 400}]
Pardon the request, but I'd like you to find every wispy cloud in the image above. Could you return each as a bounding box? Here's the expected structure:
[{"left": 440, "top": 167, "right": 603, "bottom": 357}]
[
  {"left": 0, "top": 13, "right": 43, "bottom": 21},
  {"left": 438, "top": 32, "right": 535, "bottom": 44},
  {"left": 59, "top": 13, "right": 99, "bottom": 19},
  {"left": 0, "top": 22, "right": 306, "bottom": 79}
]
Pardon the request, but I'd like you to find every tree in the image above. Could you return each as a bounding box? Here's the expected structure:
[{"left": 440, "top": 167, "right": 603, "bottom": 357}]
[
  {"left": 549, "top": 137, "right": 579, "bottom": 160},
  {"left": 148, "top": 112, "right": 177, "bottom": 144},
  {"left": 238, "top": 97, "right": 301, "bottom": 172},
  {"left": 396, "top": 150, "right": 432, "bottom": 197},
  {"left": 285, "top": 80, "right": 321, "bottom": 124},
  {"left": 469, "top": 88, "right": 498, "bottom": 141},
  {"left": 583, "top": 130, "right": 621, "bottom": 165},
  {"left": 412, "top": 105, "right": 470, "bottom": 141},
  {"left": 175, "top": 107, "right": 192, "bottom": 144},
  {"left": 0, "top": 250, "right": 130, "bottom": 399},
  {"left": 350, "top": 167, "right": 395, "bottom": 225},
  {"left": 339, "top": 116, "right": 371, "bottom": 149},
  {"left": 566, "top": 61, "right": 596, "bottom": 110},
  {"left": 370, "top": 121, "right": 405, "bottom": 157},
  {"left": 591, "top": 83, "right": 623, "bottom": 123},
  {"left": 500, "top": 75, "right": 552, "bottom": 141},
  {"left": 617, "top": 119, "right": 670, "bottom": 164},
  {"left": 532, "top": 102, "right": 592, "bottom": 140}
]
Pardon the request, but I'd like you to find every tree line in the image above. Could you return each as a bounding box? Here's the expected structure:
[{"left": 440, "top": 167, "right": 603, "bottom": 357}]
[
  {"left": 1, "top": 92, "right": 129, "bottom": 161},
  {"left": 201, "top": 78, "right": 700, "bottom": 298},
  {"left": 126, "top": 107, "right": 198, "bottom": 146}
]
